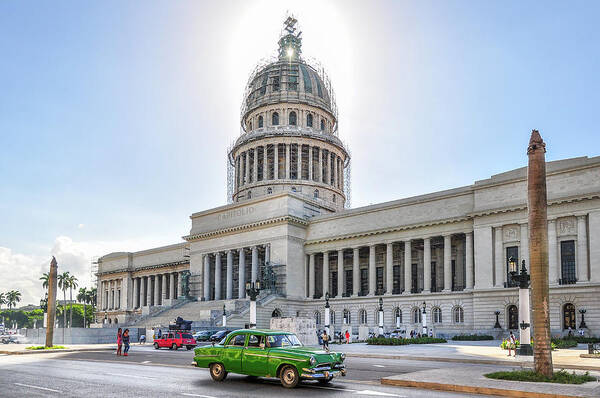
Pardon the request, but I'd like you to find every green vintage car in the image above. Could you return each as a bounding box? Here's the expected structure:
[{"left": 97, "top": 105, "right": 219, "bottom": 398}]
[{"left": 193, "top": 329, "right": 346, "bottom": 388}]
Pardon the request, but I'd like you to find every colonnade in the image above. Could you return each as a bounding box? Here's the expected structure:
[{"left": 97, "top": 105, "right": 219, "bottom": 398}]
[
  {"left": 100, "top": 279, "right": 122, "bottom": 310},
  {"left": 130, "top": 272, "right": 183, "bottom": 308}
]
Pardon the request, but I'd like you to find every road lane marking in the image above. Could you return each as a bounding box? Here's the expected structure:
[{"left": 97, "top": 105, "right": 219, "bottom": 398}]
[
  {"left": 106, "top": 372, "right": 156, "bottom": 379},
  {"left": 181, "top": 393, "right": 218, "bottom": 398},
  {"left": 354, "top": 391, "right": 405, "bottom": 397},
  {"left": 141, "top": 360, "right": 151, "bottom": 364},
  {"left": 372, "top": 364, "right": 385, "bottom": 368},
  {"left": 14, "top": 383, "right": 61, "bottom": 393}
]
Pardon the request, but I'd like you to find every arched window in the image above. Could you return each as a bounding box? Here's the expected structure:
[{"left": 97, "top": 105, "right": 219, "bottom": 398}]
[
  {"left": 314, "top": 311, "right": 321, "bottom": 325},
  {"left": 359, "top": 309, "right": 368, "bottom": 324},
  {"left": 272, "top": 112, "right": 279, "bottom": 126},
  {"left": 432, "top": 307, "right": 442, "bottom": 323},
  {"left": 412, "top": 307, "right": 422, "bottom": 324},
  {"left": 343, "top": 309, "right": 351, "bottom": 324},
  {"left": 247, "top": 191, "right": 252, "bottom": 199},
  {"left": 563, "top": 303, "right": 576, "bottom": 330},
  {"left": 453, "top": 306, "right": 464, "bottom": 323},
  {"left": 507, "top": 305, "right": 518, "bottom": 329},
  {"left": 258, "top": 115, "right": 263, "bottom": 128},
  {"left": 272, "top": 309, "right": 282, "bottom": 318},
  {"left": 307, "top": 113, "right": 313, "bottom": 127},
  {"left": 314, "top": 189, "right": 319, "bottom": 199},
  {"left": 394, "top": 308, "right": 402, "bottom": 327},
  {"left": 320, "top": 119, "right": 325, "bottom": 131},
  {"left": 289, "top": 111, "right": 297, "bottom": 126},
  {"left": 330, "top": 311, "right": 336, "bottom": 325}
]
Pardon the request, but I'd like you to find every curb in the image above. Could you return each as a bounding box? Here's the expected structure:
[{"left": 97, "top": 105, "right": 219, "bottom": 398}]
[
  {"left": 380, "top": 378, "right": 585, "bottom": 398},
  {"left": 345, "top": 353, "right": 600, "bottom": 371},
  {"left": 0, "top": 347, "right": 115, "bottom": 355}
]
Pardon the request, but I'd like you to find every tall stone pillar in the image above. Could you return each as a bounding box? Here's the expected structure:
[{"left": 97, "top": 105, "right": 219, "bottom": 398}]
[
  {"left": 385, "top": 243, "right": 393, "bottom": 295},
  {"left": 318, "top": 147, "right": 323, "bottom": 182},
  {"left": 494, "top": 227, "right": 504, "bottom": 287},
  {"left": 548, "top": 220, "right": 558, "bottom": 284},
  {"left": 368, "top": 245, "right": 376, "bottom": 296},
  {"left": 245, "top": 151, "right": 250, "bottom": 184},
  {"left": 274, "top": 144, "right": 279, "bottom": 180},
  {"left": 337, "top": 249, "right": 344, "bottom": 298},
  {"left": 443, "top": 235, "right": 452, "bottom": 292},
  {"left": 253, "top": 147, "right": 258, "bottom": 182},
  {"left": 226, "top": 250, "right": 233, "bottom": 299},
  {"left": 285, "top": 144, "right": 290, "bottom": 179},
  {"left": 309, "top": 146, "right": 313, "bottom": 181},
  {"left": 214, "top": 252, "right": 222, "bottom": 300},
  {"left": 203, "top": 255, "right": 211, "bottom": 301},
  {"left": 133, "top": 277, "right": 139, "bottom": 308},
  {"left": 308, "top": 254, "right": 315, "bottom": 298},
  {"left": 527, "top": 129, "right": 553, "bottom": 377},
  {"left": 577, "top": 215, "right": 588, "bottom": 282},
  {"left": 423, "top": 238, "right": 431, "bottom": 293},
  {"left": 238, "top": 249, "right": 246, "bottom": 299},
  {"left": 465, "top": 232, "right": 474, "bottom": 290},
  {"left": 251, "top": 246, "right": 259, "bottom": 283},
  {"left": 146, "top": 276, "right": 152, "bottom": 306},
  {"left": 153, "top": 275, "right": 160, "bottom": 306},
  {"left": 323, "top": 251, "right": 329, "bottom": 296},
  {"left": 352, "top": 248, "right": 360, "bottom": 296},
  {"left": 333, "top": 154, "right": 338, "bottom": 188},
  {"left": 263, "top": 145, "right": 268, "bottom": 181},
  {"left": 162, "top": 274, "right": 167, "bottom": 303},
  {"left": 169, "top": 273, "right": 175, "bottom": 300},
  {"left": 296, "top": 144, "right": 302, "bottom": 180},
  {"left": 110, "top": 280, "right": 115, "bottom": 309},
  {"left": 404, "top": 241, "right": 412, "bottom": 294}
]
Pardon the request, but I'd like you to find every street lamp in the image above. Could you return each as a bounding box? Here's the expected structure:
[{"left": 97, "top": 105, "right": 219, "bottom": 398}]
[
  {"left": 421, "top": 302, "right": 427, "bottom": 336},
  {"left": 579, "top": 309, "right": 587, "bottom": 329},
  {"left": 222, "top": 304, "right": 227, "bottom": 328},
  {"left": 245, "top": 281, "right": 261, "bottom": 329},
  {"left": 378, "top": 297, "right": 384, "bottom": 337},
  {"left": 494, "top": 310, "right": 502, "bottom": 329},
  {"left": 509, "top": 258, "right": 532, "bottom": 356},
  {"left": 324, "top": 293, "right": 331, "bottom": 337}
]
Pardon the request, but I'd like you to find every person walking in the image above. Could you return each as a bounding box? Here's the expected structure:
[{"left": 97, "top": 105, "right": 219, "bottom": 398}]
[
  {"left": 122, "top": 329, "right": 130, "bottom": 356},
  {"left": 345, "top": 329, "right": 350, "bottom": 344},
  {"left": 507, "top": 331, "right": 516, "bottom": 357},
  {"left": 322, "top": 330, "right": 329, "bottom": 352},
  {"left": 139, "top": 334, "right": 146, "bottom": 345},
  {"left": 116, "top": 328, "right": 123, "bottom": 356}
]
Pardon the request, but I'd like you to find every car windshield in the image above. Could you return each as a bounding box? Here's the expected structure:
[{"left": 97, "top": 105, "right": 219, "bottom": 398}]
[
  {"left": 182, "top": 334, "right": 193, "bottom": 339},
  {"left": 267, "top": 334, "right": 302, "bottom": 348}
]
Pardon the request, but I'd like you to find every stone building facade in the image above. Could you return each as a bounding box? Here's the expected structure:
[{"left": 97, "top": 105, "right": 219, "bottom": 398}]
[{"left": 96, "top": 21, "right": 600, "bottom": 337}]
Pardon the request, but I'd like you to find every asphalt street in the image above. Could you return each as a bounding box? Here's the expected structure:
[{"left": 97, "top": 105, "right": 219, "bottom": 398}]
[{"left": 0, "top": 345, "right": 494, "bottom": 397}]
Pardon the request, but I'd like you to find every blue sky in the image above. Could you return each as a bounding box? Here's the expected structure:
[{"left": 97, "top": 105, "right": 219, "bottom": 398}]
[{"left": 1, "top": 1, "right": 599, "bottom": 305}]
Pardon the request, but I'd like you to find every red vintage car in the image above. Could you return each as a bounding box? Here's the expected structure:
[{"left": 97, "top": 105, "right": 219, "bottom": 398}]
[{"left": 153, "top": 331, "right": 197, "bottom": 350}]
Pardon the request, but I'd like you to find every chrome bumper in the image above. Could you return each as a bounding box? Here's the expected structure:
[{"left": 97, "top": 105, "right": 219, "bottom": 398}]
[{"left": 301, "top": 368, "right": 347, "bottom": 379}]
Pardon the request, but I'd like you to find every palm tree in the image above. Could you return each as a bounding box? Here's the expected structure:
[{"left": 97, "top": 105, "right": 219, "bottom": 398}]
[
  {"left": 57, "top": 271, "right": 71, "bottom": 328},
  {"left": 6, "top": 290, "right": 21, "bottom": 310},
  {"left": 77, "top": 287, "right": 89, "bottom": 328},
  {"left": 67, "top": 275, "right": 78, "bottom": 328},
  {"left": 40, "top": 272, "right": 50, "bottom": 291},
  {"left": 0, "top": 292, "right": 6, "bottom": 310}
]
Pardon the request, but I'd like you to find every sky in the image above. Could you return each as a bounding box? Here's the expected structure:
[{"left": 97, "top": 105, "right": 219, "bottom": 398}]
[{"left": 1, "top": 1, "right": 599, "bottom": 306}]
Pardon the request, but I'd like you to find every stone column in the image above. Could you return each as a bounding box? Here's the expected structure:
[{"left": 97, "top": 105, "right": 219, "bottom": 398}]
[
  {"left": 423, "top": 238, "right": 431, "bottom": 293},
  {"left": 333, "top": 154, "right": 338, "bottom": 188},
  {"left": 109, "top": 280, "right": 114, "bottom": 309},
  {"left": 274, "top": 144, "right": 279, "bottom": 180},
  {"left": 352, "top": 248, "right": 360, "bottom": 296},
  {"left": 244, "top": 151, "right": 250, "bottom": 185},
  {"left": 146, "top": 276, "right": 152, "bottom": 306},
  {"left": 215, "top": 252, "right": 222, "bottom": 300},
  {"left": 494, "top": 227, "right": 504, "bottom": 287},
  {"left": 140, "top": 277, "right": 146, "bottom": 307},
  {"left": 309, "top": 146, "right": 313, "bottom": 181},
  {"left": 520, "top": 223, "right": 529, "bottom": 268},
  {"left": 308, "top": 254, "right": 315, "bottom": 298},
  {"left": 253, "top": 148, "right": 258, "bottom": 183},
  {"left": 203, "top": 255, "right": 211, "bottom": 301},
  {"left": 297, "top": 144, "right": 302, "bottom": 180},
  {"left": 226, "top": 250, "right": 233, "bottom": 299},
  {"left": 465, "top": 232, "right": 474, "bottom": 290},
  {"left": 238, "top": 248, "right": 246, "bottom": 299},
  {"left": 162, "top": 274, "right": 167, "bottom": 303},
  {"left": 133, "top": 277, "right": 139, "bottom": 308},
  {"left": 443, "top": 235, "right": 452, "bottom": 292},
  {"left": 318, "top": 147, "right": 323, "bottom": 182},
  {"left": 577, "top": 215, "right": 588, "bottom": 282},
  {"left": 368, "top": 245, "right": 376, "bottom": 296},
  {"left": 263, "top": 145, "right": 268, "bottom": 180},
  {"left": 285, "top": 144, "right": 290, "bottom": 179},
  {"left": 323, "top": 251, "right": 329, "bottom": 296},
  {"left": 251, "top": 246, "right": 259, "bottom": 283},
  {"left": 385, "top": 243, "right": 393, "bottom": 295},
  {"left": 337, "top": 249, "right": 344, "bottom": 298},
  {"left": 404, "top": 241, "right": 411, "bottom": 294},
  {"left": 153, "top": 275, "right": 160, "bottom": 306},
  {"left": 548, "top": 220, "right": 558, "bottom": 284},
  {"left": 169, "top": 273, "right": 175, "bottom": 300}
]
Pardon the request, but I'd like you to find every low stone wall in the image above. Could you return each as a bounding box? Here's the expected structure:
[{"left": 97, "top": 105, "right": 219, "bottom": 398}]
[
  {"left": 270, "top": 317, "right": 318, "bottom": 346},
  {"left": 21, "top": 327, "right": 144, "bottom": 345}
]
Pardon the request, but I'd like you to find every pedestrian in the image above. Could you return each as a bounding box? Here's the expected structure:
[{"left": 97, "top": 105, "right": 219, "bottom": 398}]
[
  {"left": 116, "top": 327, "right": 123, "bottom": 356},
  {"left": 578, "top": 328, "right": 585, "bottom": 337},
  {"left": 157, "top": 328, "right": 162, "bottom": 338},
  {"left": 345, "top": 329, "right": 350, "bottom": 344},
  {"left": 139, "top": 334, "right": 146, "bottom": 345},
  {"left": 428, "top": 329, "right": 433, "bottom": 338},
  {"left": 322, "top": 330, "right": 329, "bottom": 352},
  {"left": 122, "top": 329, "right": 130, "bottom": 356},
  {"left": 507, "top": 331, "right": 516, "bottom": 357}
]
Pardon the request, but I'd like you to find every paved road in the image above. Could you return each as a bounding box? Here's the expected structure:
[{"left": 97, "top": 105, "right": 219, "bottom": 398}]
[{"left": 0, "top": 347, "right": 493, "bottom": 397}]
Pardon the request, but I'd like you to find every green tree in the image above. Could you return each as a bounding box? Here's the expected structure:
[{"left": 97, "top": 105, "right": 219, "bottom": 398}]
[
  {"left": 77, "top": 287, "right": 91, "bottom": 328},
  {"left": 40, "top": 272, "right": 50, "bottom": 291},
  {"left": 57, "top": 271, "right": 71, "bottom": 328},
  {"left": 6, "top": 290, "right": 21, "bottom": 310},
  {"left": 0, "top": 292, "right": 6, "bottom": 310},
  {"left": 67, "top": 275, "right": 78, "bottom": 328}
]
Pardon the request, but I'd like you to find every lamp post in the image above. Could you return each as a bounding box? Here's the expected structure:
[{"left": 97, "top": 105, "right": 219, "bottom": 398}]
[
  {"left": 395, "top": 308, "right": 401, "bottom": 329},
  {"left": 324, "top": 293, "right": 330, "bottom": 336},
  {"left": 222, "top": 304, "right": 227, "bottom": 328},
  {"left": 494, "top": 310, "right": 502, "bottom": 328},
  {"left": 245, "top": 281, "right": 261, "bottom": 329},
  {"left": 579, "top": 309, "right": 587, "bottom": 329},
  {"left": 421, "top": 302, "right": 427, "bottom": 336},
  {"left": 509, "top": 257, "right": 532, "bottom": 356},
  {"left": 378, "top": 297, "right": 384, "bottom": 337}
]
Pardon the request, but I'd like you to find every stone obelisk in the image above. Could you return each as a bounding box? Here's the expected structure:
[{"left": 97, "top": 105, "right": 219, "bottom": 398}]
[
  {"left": 45, "top": 256, "right": 58, "bottom": 347},
  {"left": 527, "top": 130, "right": 554, "bottom": 377}
]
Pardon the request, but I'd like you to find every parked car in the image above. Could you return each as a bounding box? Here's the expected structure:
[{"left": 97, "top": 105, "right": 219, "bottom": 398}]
[
  {"left": 153, "top": 331, "right": 197, "bottom": 350},
  {"left": 194, "top": 329, "right": 346, "bottom": 388},
  {"left": 1, "top": 334, "right": 25, "bottom": 344},
  {"left": 209, "top": 330, "right": 232, "bottom": 343},
  {"left": 194, "top": 330, "right": 217, "bottom": 342},
  {"left": 389, "top": 329, "right": 406, "bottom": 339}
]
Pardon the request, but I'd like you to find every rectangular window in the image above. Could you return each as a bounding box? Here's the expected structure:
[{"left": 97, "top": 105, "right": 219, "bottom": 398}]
[
  {"left": 360, "top": 268, "right": 368, "bottom": 296},
  {"left": 506, "top": 246, "right": 519, "bottom": 287},
  {"left": 560, "top": 240, "right": 576, "bottom": 284},
  {"left": 393, "top": 265, "right": 401, "bottom": 294},
  {"left": 345, "top": 269, "right": 353, "bottom": 296}
]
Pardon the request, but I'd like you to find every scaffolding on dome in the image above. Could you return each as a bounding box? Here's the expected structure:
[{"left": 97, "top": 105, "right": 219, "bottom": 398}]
[
  {"left": 343, "top": 142, "right": 352, "bottom": 209},
  {"left": 227, "top": 141, "right": 236, "bottom": 203}
]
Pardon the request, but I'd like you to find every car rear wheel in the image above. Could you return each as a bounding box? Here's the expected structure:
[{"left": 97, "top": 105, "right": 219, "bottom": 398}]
[
  {"left": 186, "top": 345, "right": 193, "bottom": 350},
  {"left": 172, "top": 343, "right": 178, "bottom": 350},
  {"left": 153, "top": 343, "right": 159, "bottom": 350},
  {"left": 280, "top": 365, "right": 299, "bottom": 388},
  {"left": 209, "top": 363, "right": 227, "bottom": 381}
]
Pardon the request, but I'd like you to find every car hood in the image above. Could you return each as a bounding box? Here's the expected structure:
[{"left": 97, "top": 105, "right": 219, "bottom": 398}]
[{"left": 271, "top": 346, "right": 340, "bottom": 363}]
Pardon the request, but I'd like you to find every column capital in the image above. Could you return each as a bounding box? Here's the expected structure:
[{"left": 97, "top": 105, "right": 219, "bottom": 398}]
[
  {"left": 465, "top": 231, "right": 473, "bottom": 236},
  {"left": 576, "top": 214, "right": 587, "bottom": 220},
  {"left": 547, "top": 218, "right": 557, "bottom": 224}
]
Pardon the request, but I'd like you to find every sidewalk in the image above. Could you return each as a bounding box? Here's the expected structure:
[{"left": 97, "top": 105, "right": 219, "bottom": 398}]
[
  {"left": 329, "top": 340, "right": 600, "bottom": 371},
  {"left": 0, "top": 343, "right": 115, "bottom": 355}
]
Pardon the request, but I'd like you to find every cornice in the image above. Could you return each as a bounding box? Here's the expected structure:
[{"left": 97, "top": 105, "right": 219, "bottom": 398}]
[
  {"left": 469, "top": 193, "right": 600, "bottom": 218},
  {"left": 97, "top": 260, "right": 189, "bottom": 277}
]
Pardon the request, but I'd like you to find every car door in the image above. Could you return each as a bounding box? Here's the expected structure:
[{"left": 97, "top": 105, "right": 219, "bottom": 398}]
[
  {"left": 222, "top": 333, "right": 246, "bottom": 373},
  {"left": 242, "top": 334, "right": 268, "bottom": 376},
  {"left": 160, "top": 334, "right": 169, "bottom": 348}
]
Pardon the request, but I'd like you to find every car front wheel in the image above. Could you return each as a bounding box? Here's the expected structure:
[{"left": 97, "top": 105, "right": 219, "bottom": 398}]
[
  {"left": 209, "top": 363, "right": 227, "bottom": 381},
  {"left": 186, "top": 345, "right": 193, "bottom": 350},
  {"left": 153, "top": 343, "right": 159, "bottom": 349},
  {"left": 280, "top": 365, "right": 299, "bottom": 388},
  {"left": 172, "top": 343, "right": 178, "bottom": 350}
]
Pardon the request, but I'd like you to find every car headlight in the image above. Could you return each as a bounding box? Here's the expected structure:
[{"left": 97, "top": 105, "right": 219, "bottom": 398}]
[
  {"left": 340, "top": 353, "right": 346, "bottom": 361},
  {"left": 310, "top": 355, "right": 316, "bottom": 366}
]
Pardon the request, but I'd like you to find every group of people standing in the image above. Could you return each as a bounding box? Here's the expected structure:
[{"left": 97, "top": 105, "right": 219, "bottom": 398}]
[{"left": 116, "top": 328, "right": 131, "bottom": 356}]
